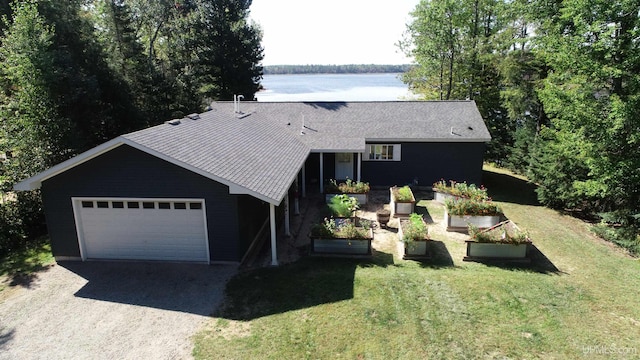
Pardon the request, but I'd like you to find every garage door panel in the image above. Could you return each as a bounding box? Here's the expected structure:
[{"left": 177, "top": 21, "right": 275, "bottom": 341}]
[{"left": 75, "top": 199, "right": 209, "bottom": 262}]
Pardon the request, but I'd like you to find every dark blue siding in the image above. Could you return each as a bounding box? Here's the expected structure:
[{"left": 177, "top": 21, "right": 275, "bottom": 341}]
[
  {"left": 41, "top": 144, "right": 241, "bottom": 262},
  {"left": 361, "top": 142, "right": 486, "bottom": 187}
]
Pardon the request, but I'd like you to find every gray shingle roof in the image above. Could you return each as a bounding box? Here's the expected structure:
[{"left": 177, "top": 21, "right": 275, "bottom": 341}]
[
  {"left": 123, "top": 109, "right": 309, "bottom": 204},
  {"left": 15, "top": 101, "right": 490, "bottom": 205},
  {"left": 208, "top": 101, "right": 491, "bottom": 151}
]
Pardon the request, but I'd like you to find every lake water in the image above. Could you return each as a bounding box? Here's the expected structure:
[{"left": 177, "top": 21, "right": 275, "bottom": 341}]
[{"left": 256, "top": 73, "right": 414, "bottom": 102}]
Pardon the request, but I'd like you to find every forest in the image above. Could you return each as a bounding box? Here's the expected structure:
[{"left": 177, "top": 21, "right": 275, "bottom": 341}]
[
  {"left": 401, "top": 0, "right": 640, "bottom": 254},
  {"left": 263, "top": 64, "right": 411, "bottom": 75},
  {"left": 0, "top": 0, "right": 263, "bottom": 256},
  {"left": 0, "top": 0, "right": 638, "bottom": 257}
]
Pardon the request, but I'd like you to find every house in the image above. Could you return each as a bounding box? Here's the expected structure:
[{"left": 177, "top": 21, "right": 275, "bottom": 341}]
[{"left": 14, "top": 101, "right": 491, "bottom": 265}]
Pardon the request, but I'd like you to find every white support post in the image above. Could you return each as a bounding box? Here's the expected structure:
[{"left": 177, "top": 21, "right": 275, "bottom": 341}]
[
  {"left": 319, "top": 152, "right": 324, "bottom": 194},
  {"left": 357, "top": 152, "right": 362, "bottom": 182},
  {"left": 301, "top": 162, "right": 307, "bottom": 198},
  {"left": 269, "top": 204, "right": 278, "bottom": 266},
  {"left": 284, "top": 193, "right": 291, "bottom": 237}
]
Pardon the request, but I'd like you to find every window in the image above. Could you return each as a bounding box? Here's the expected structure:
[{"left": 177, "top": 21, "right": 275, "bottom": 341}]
[
  {"left": 81, "top": 201, "right": 94, "bottom": 208},
  {"left": 365, "top": 144, "right": 401, "bottom": 161},
  {"left": 97, "top": 201, "right": 109, "bottom": 208},
  {"left": 112, "top": 201, "right": 124, "bottom": 209},
  {"left": 143, "top": 202, "right": 155, "bottom": 209},
  {"left": 127, "top": 202, "right": 140, "bottom": 209},
  {"left": 189, "top": 202, "right": 202, "bottom": 210},
  {"left": 158, "top": 202, "right": 171, "bottom": 209},
  {"left": 174, "top": 202, "right": 187, "bottom": 210}
]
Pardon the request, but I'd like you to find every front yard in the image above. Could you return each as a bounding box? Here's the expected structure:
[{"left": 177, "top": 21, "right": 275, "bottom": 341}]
[{"left": 193, "top": 166, "right": 640, "bottom": 359}]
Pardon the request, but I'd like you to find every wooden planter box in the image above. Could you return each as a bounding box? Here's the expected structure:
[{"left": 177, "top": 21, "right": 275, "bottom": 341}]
[
  {"left": 311, "top": 229, "right": 373, "bottom": 255},
  {"left": 397, "top": 218, "right": 430, "bottom": 258},
  {"left": 390, "top": 187, "right": 415, "bottom": 218},
  {"left": 326, "top": 193, "right": 368, "bottom": 205},
  {"left": 464, "top": 241, "right": 530, "bottom": 261},
  {"left": 445, "top": 211, "right": 501, "bottom": 232}
]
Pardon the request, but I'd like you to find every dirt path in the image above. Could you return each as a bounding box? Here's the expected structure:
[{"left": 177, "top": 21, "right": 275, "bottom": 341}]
[{"left": 0, "top": 262, "right": 236, "bottom": 360}]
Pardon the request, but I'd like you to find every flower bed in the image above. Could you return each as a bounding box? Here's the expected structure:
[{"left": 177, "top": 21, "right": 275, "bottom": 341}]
[
  {"left": 397, "top": 213, "right": 430, "bottom": 258},
  {"left": 444, "top": 198, "right": 502, "bottom": 232},
  {"left": 463, "top": 220, "right": 531, "bottom": 261},
  {"left": 325, "top": 179, "right": 370, "bottom": 204},
  {"left": 390, "top": 186, "right": 415, "bottom": 217}
]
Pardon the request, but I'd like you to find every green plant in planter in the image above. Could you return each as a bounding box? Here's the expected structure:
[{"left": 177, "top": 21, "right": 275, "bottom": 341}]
[
  {"left": 468, "top": 222, "right": 530, "bottom": 244},
  {"left": 326, "top": 179, "right": 371, "bottom": 194},
  {"left": 393, "top": 185, "right": 414, "bottom": 202},
  {"left": 328, "top": 194, "right": 359, "bottom": 217},
  {"left": 444, "top": 198, "right": 502, "bottom": 216},
  {"left": 338, "top": 222, "right": 370, "bottom": 239},
  {"left": 310, "top": 217, "right": 370, "bottom": 239},
  {"left": 310, "top": 218, "right": 336, "bottom": 238},
  {"left": 433, "top": 179, "right": 488, "bottom": 201},
  {"left": 402, "top": 213, "right": 429, "bottom": 242}
]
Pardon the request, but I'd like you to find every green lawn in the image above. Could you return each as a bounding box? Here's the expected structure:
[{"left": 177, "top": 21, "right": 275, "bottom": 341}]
[{"left": 195, "top": 166, "right": 640, "bottom": 359}]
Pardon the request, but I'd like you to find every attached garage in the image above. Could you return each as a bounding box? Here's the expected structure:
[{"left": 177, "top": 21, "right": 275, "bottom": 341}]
[{"left": 72, "top": 198, "right": 209, "bottom": 263}]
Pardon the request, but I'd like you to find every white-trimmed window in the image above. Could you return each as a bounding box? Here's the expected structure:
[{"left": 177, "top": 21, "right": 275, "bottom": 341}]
[{"left": 364, "top": 144, "right": 401, "bottom": 161}]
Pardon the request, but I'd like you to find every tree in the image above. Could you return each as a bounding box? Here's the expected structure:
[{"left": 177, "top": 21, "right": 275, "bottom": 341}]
[
  {"left": 530, "top": 0, "right": 640, "bottom": 249},
  {"left": 401, "top": 0, "right": 511, "bottom": 160},
  {"left": 195, "top": 0, "right": 263, "bottom": 101}
]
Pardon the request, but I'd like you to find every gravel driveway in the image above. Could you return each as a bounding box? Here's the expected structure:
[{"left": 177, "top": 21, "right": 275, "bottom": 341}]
[{"left": 0, "top": 261, "right": 236, "bottom": 360}]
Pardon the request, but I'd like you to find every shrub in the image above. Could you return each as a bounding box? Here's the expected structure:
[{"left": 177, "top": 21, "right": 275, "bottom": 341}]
[
  {"left": 432, "top": 179, "right": 488, "bottom": 201},
  {"left": 445, "top": 198, "right": 502, "bottom": 216},
  {"left": 328, "top": 194, "right": 359, "bottom": 217}
]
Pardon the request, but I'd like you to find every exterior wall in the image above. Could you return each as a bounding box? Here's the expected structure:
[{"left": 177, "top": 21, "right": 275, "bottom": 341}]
[
  {"left": 41, "top": 144, "right": 241, "bottom": 262},
  {"left": 236, "top": 195, "right": 269, "bottom": 256},
  {"left": 361, "top": 142, "right": 486, "bottom": 187}
]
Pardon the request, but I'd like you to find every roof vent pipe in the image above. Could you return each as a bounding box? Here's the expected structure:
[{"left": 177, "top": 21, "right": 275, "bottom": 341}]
[{"left": 237, "top": 95, "right": 244, "bottom": 114}]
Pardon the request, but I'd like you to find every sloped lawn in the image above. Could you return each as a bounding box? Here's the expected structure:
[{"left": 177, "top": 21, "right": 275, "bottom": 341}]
[{"left": 194, "top": 166, "right": 640, "bottom": 359}]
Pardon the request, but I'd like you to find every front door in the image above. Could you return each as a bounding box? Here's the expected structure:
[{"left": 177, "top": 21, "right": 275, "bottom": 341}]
[{"left": 335, "top": 153, "right": 354, "bottom": 180}]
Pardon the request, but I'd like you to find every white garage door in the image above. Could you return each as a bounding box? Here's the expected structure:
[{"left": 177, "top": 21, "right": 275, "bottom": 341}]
[{"left": 73, "top": 198, "right": 209, "bottom": 263}]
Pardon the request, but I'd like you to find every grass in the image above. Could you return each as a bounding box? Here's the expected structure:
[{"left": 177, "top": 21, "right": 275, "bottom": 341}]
[
  {"left": 193, "top": 166, "right": 640, "bottom": 359},
  {"left": 0, "top": 238, "right": 54, "bottom": 293}
]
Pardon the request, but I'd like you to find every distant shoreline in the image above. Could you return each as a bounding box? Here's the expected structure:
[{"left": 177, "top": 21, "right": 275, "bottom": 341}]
[{"left": 263, "top": 64, "right": 411, "bottom": 75}]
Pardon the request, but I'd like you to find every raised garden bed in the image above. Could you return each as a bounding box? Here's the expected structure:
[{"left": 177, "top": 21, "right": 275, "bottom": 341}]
[
  {"left": 445, "top": 212, "right": 501, "bottom": 232},
  {"left": 432, "top": 180, "right": 488, "bottom": 204},
  {"left": 309, "top": 218, "right": 373, "bottom": 256},
  {"left": 325, "top": 179, "right": 370, "bottom": 205},
  {"left": 444, "top": 198, "right": 502, "bottom": 232},
  {"left": 397, "top": 213, "right": 430, "bottom": 259},
  {"left": 463, "top": 220, "right": 532, "bottom": 262},
  {"left": 325, "top": 193, "right": 368, "bottom": 205},
  {"left": 390, "top": 186, "right": 415, "bottom": 218}
]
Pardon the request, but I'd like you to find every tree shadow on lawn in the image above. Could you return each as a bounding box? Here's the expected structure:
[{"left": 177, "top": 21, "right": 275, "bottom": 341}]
[
  {"left": 482, "top": 169, "right": 539, "bottom": 206},
  {"left": 0, "top": 241, "right": 54, "bottom": 290},
  {"left": 216, "top": 253, "right": 393, "bottom": 321}
]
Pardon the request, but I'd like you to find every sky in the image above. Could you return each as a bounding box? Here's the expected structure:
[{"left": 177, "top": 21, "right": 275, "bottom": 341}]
[{"left": 249, "top": 0, "right": 421, "bottom": 66}]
